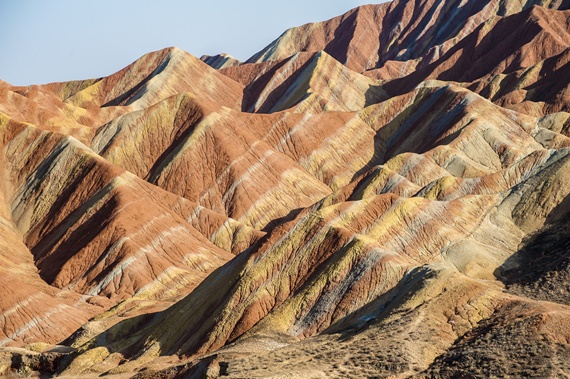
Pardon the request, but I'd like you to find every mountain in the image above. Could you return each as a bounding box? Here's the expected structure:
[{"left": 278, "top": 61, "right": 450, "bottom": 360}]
[
  {"left": 200, "top": 53, "right": 242, "bottom": 69},
  {"left": 0, "top": 0, "right": 569, "bottom": 377},
  {"left": 246, "top": 0, "right": 569, "bottom": 72}
]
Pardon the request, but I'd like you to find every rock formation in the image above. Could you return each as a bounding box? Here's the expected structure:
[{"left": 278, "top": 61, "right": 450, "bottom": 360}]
[
  {"left": 0, "top": 0, "right": 569, "bottom": 377},
  {"left": 200, "top": 54, "right": 242, "bottom": 70}
]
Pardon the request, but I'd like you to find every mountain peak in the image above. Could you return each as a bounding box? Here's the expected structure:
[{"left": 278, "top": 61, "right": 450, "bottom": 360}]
[{"left": 200, "top": 53, "right": 242, "bottom": 69}]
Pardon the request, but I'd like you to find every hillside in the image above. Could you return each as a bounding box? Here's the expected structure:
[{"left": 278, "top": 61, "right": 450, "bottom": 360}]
[{"left": 0, "top": 0, "right": 569, "bottom": 377}]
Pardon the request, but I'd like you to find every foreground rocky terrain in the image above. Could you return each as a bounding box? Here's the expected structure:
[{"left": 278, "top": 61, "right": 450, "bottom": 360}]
[{"left": 0, "top": 0, "right": 569, "bottom": 377}]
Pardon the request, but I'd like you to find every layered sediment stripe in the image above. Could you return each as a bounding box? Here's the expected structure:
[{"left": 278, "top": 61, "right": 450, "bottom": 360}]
[
  {"left": 269, "top": 52, "right": 386, "bottom": 114},
  {"left": 299, "top": 115, "right": 376, "bottom": 190},
  {"left": 236, "top": 166, "right": 332, "bottom": 229},
  {"left": 147, "top": 107, "right": 230, "bottom": 184},
  {"left": 0, "top": 304, "right": 70, "bottom": 347},
  {"left": 64, "top": 47, "right": 243, "bottom": 110},
  {"left": 0, "top": 294, "right": 43, "bottom": 326},
  {"left": 133, "top": 266, "right": 198, "bottom": 300},
  {"left": 249, "top": 53, "right": 303, "bottom": 112},
  {"left": 274, "top": 114, "right": 312, "bottom": 152},
  {"left": 85, "top": 225, "right": 190, "bottom": 296},
  {"left": 221, "top": 150, "right": 275, "bottom": 206}
]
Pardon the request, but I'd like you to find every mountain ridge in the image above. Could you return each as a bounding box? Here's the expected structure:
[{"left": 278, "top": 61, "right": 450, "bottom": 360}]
[{"left": 0, "top": 0, "right": 569, "bottom": 377}]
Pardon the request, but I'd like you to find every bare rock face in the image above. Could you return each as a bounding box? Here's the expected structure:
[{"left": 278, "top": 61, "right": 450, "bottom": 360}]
[{"left": 1, "top": 0, "right": 570, "bottom": 378}]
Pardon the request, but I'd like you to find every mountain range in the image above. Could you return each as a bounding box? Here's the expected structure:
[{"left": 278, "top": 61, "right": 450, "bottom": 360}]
[{"left": 0, "top": 0, "right": 569, "bottom": 377}]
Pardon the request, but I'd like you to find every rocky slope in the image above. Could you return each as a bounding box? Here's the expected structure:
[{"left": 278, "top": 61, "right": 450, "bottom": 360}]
[{"left": 0, "top": 0, "right": 569, "bottom": 377}]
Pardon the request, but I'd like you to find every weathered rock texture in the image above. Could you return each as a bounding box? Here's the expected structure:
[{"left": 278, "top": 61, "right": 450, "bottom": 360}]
[{"left": 0, "top": 0, "right": 569, "bottom": 377}]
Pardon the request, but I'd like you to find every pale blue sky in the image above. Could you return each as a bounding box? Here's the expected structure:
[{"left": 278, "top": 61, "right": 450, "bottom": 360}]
[{"left": 0, "top": 1, "right": 386, "bottom": 85}]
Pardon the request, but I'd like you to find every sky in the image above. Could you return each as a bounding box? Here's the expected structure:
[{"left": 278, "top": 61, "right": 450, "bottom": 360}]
[{"left": 0, "top": 0, "right": 387, "bottom": 86}]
